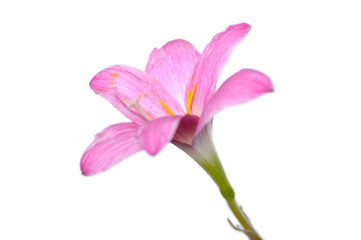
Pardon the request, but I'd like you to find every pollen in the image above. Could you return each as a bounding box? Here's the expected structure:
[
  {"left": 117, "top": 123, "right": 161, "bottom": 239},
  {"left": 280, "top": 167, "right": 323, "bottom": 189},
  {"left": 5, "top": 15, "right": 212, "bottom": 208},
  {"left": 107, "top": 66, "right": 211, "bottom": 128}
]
[
  {"left": 112, "top": 73, "right": 119, "bottom": 78},
  {"left": 158, "top": 99, "right": 174, "bottom": 115},
  {"left": 186, "top": 83, "right": 196, "bottom": 114}
]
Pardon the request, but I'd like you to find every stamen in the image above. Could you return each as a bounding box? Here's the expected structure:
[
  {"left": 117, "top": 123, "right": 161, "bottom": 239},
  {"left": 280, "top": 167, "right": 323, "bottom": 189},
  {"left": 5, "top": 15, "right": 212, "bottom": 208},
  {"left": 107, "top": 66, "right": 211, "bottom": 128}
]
[
  {"left": 186, "top": 83, "right": 196, "bottom": 114},
  {"left": 123, "top": 95, "right": 152, "bottom": 121},
  {"left": 158, "top": 99, "right": 174, "bottom": 115}
]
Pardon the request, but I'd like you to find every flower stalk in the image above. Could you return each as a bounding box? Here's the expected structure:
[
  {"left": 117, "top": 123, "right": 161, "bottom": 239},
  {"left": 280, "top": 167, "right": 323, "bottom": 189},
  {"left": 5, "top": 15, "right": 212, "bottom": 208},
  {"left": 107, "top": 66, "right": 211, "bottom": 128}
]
[
  {"left": 177, "top": 144, "right": 262, "bottom": 239},
  {"left": 173, "top": 123, "right": 262, "bottom": 240}
]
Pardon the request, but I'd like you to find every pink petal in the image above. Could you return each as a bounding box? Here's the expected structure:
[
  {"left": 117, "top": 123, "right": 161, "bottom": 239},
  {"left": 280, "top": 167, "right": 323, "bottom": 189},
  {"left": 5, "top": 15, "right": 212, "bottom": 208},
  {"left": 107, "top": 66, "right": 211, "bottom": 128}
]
[
  {"left": 185, "top": 23, "right": 252, "bottom": 115},
  {"left": 81, "top": 122, "right": 141, "bottom": 176},
  {"left": 90, "top": 65, "right": 184, "bottom": 122},
  {"left": 195, "top": 69, "right": 273, "bottom": 136},
  {"left": 146, "top": 40, "right": 200, "bottom": 109},
  {"left": 139, "top": 115, "right": 183, "bottom": 155}
]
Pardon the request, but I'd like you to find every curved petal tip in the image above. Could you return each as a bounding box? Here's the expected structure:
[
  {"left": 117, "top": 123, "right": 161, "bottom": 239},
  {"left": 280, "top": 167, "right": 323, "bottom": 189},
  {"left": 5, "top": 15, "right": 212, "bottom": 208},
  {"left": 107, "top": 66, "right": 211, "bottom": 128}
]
[
  {"left": 195, "top": 68, "right": 273, "bottom": 136},
  {"left": 80, "top": 123, "right": 142, "bottom": 176}
]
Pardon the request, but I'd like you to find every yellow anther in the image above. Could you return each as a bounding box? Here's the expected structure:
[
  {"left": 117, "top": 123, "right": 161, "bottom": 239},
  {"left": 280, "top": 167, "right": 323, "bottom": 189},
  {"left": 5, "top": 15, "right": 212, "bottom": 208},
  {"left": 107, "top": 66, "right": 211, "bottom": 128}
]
[
  {"left": 186, "top": 83, "right": 196, "bottom": 114},
  {"left": 112, "top": 73, "right": 119, "bottom": 78},
  {"left": 158, "top": 99, "right": 174, "bottom": 115}
]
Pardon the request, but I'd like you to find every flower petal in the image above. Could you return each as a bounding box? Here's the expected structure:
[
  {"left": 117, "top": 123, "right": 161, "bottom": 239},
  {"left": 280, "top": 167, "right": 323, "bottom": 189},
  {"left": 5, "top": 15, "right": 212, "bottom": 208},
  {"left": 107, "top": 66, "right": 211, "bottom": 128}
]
[
  {"left": 186, "top": 23, "right": 252, "bottom": 115},
  {"left": 146, "top": 40, "right": 200, "bottom": 109},
  {"left": 90, "top": 65, "right": 184, "bottom": 122},
  {"left": 81, "top": 122, "right": 141, "bottom": 176},
  {"left": 139, "top": 115, "right": 183, "bottom": 155},
  {"left": 195, "top": 69, "right": 273, "bottom": 136}
]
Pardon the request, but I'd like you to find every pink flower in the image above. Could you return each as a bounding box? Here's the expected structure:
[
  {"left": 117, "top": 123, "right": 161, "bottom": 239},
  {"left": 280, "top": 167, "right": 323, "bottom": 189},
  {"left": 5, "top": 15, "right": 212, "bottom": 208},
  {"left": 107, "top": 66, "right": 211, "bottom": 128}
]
[{"left": 81, "top": 23, "right": 273, "bottom": 180}]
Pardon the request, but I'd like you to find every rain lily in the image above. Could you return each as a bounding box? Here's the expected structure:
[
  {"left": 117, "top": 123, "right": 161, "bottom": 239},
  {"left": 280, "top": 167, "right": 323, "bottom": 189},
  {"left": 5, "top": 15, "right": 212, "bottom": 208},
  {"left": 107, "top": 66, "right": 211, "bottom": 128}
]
[{"left": 81, "top": 23, "right": 273, "bottom": 240}]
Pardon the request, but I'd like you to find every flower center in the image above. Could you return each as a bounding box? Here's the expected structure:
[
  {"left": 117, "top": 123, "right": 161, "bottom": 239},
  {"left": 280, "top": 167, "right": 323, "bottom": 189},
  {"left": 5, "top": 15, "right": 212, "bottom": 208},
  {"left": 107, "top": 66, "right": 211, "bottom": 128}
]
[
  {"left": 158, "top": 83, "right": 196, "bottom": 116},
  {"left": 124, "top": 83, "right": 197, "bottom": 120}
]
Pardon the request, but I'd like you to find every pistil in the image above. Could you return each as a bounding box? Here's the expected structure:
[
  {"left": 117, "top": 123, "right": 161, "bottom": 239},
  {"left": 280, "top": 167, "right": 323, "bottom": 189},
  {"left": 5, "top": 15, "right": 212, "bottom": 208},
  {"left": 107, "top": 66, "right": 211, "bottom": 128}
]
[{"left": 123, "top": 95, "right": 152, "bottom": 121}]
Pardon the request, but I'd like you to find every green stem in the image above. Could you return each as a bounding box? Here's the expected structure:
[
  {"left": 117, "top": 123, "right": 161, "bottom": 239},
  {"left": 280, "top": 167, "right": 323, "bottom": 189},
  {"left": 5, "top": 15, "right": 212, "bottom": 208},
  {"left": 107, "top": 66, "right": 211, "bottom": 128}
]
[
  {"left": 172, "top": 137, "right": 262, "bottom": 239},
  {"left": 226, "top": 197, "right": 262, "bottom": 240}
]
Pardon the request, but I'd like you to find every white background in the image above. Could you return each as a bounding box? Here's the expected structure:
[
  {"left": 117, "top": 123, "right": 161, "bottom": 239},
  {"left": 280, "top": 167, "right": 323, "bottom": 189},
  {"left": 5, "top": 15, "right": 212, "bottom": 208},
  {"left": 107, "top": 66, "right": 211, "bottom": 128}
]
[{"left": 1, "top": 0, "right": 360, "bottom": 239}]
